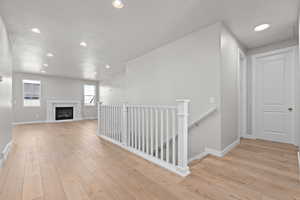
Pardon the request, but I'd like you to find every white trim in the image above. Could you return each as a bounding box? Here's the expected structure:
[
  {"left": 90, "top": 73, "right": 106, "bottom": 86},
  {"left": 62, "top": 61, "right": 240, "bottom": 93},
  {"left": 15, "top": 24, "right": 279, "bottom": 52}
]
[
  {"left": 0, "top": 141, "right": 12, "bottom": 168},
  {"left": 204, "top": 139, "right": 240, "bottom": 158},
  {"left": 47, "top": 100, "right": 82, "bottom": 121},
  {"left": 188, "top": 106, "right": 217, "bottom": 129},
  {"left": 83, "top": 116, "right": 98, "bottom": 120},
  {"left": 251, "top": 46, "right": 297, "bottom": 144},
  {"left": 99, "top": 135, "right": 190, "bottom": 177},
  {"left": 297, "top": 151, "right": 300, "bottom": 181},
  {"left": 12, "top": 120, "right": 46, "bottom": 125},
  {"left": 188, "top": 151, "right": 209, "bottom": 162},
  {"left": 298, "top": 151, "right": 300, "bottom": 172},
  {"left": 238, "top": 49, "right": 247, "bottom": 138},
  {"left": 189, "top": 139, "right": 240, "bottom": 162},
  {"left": 12, "top": 117, "right": 97, "bottom": 125},
  {"left": 241, "top": 134, "right": 257, "bottom": 139}
]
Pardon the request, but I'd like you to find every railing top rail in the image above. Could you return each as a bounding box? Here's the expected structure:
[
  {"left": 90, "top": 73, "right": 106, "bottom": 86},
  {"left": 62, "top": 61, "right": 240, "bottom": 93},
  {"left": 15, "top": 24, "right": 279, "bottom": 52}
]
[
  {"left": 188, "top": 106, "right": 217, "bottom": 130},
  {"left": 99, "top": 103, "right": 177, "bottom": 109},
  {"left": 126, "top": 104, "right": 177, "bottom": 109}
]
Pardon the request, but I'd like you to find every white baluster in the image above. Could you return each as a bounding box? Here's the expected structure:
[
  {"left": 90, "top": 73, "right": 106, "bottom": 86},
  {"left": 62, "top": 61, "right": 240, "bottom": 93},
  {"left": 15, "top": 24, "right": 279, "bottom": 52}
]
[
  {"left": 150, "top": 108, "right": 154, "bottom": 156},
  {"left": 155, "top": 108, "right": 158, "bottom": 158},
  {"left": 160, "top": 109, "right": 164, "bottom": 160},
  {"left": 146, "top": 108, "right": 149, "bottom": 155},
  {"left": 106, "top": 106, "right": 108, "bottom": 137},
  {"left": 166, "top": 108, "right": 169, "bottom": 163},
  {"left": 97, "top": 103, "right": 100, "bottom": 136},
  {"left": 142, "top": 107, "right": 145, "bottom": 153},
  {"left": 110, "top": 106, "right": 113, "bottom": 139},
  {"left": 104, "top": 106, "right": 106, "bottom": 137},
  {"left": 112, "top": 106, "right": 115, "bottom": 140},
  {"left": 122, "top": 104, "right": 127, "bottom": 145},
  {"left": 138, "top": 106, "right": 142, "bottom": 151},
  {"left": 172, "top": 109, "right": 176, "bottom": 165},
  {"left": 130, "top": 107, "right": 132, "bottom": 147},
  {"left": 176, "top": 99, "right": 190, "bottom": 175},
  {"left": 134, "top": 107, "right": 138, "bottom": 149},
  {"left": 103, "top": 106, "right": 105, "bottom": 137}
]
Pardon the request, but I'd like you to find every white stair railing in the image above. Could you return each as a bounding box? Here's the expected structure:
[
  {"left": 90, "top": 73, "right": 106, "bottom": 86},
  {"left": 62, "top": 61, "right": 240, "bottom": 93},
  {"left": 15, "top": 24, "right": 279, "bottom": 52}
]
[
  {"left": 97, "top": 100, "right": 190, "bottom": 177},
  {"left": 188, "top": 105, "right": 217, "bottom": 130}
]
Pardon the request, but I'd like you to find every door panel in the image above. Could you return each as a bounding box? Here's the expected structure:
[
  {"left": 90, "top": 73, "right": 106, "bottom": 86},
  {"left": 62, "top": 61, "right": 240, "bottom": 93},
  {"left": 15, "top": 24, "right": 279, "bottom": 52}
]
[{"left": 254, "top": 50, "right": 294, "bottom": 144}]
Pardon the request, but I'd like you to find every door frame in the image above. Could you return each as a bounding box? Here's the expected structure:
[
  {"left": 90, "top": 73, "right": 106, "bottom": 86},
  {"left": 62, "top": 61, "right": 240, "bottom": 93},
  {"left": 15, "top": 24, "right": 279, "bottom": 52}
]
[
  {"left": 238, "top": 49, "right": 247, "bottom": 138},
  {"left": 251, "top": 46, "right": 297, "bottom": 145}
]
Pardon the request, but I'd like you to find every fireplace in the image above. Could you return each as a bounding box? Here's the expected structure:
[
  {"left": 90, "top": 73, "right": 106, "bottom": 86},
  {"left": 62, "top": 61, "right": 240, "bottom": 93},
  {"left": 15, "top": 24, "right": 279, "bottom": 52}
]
[{"left": 55, "top": 107, "right": 74, "bottom": 121}]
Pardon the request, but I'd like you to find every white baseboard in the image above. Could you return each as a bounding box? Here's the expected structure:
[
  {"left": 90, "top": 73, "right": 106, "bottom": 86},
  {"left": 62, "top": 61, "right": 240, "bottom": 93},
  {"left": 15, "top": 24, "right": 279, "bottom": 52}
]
[
  {"left": 12, "top": 120, "right": 46, "bottom": 125},
  {"left": 189, "top": 151, "right": 209, "bottom": 162},
  {"left": 0, "top": 141, "right": 12, "bottom": 168},
  {"left": 190, "top": 139, "right": 240, "bottom": 162},
  {"left": 241, "top": 134, "right": 257, "bottom": 139},
  {"left": 83, "top": 117, "right": 98, "bottom": 120},
  {"left": 99, "top": 135, "right": 190, "bottom": 177},
  {"left": 12, "top": 117, "right": 98, "bottom": 125},
  {"left": 205, "top": 147, "right": 223, "bottom": 157}
]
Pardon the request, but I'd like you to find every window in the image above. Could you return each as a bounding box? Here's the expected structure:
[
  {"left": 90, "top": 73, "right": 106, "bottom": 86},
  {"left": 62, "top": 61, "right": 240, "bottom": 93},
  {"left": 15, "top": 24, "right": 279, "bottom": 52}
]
[
  {"left": 84, "top": 85, "right": 96, "bottom": 106},
  {"left": 23, "top": 79, "right": 41, "bottom": 107}
]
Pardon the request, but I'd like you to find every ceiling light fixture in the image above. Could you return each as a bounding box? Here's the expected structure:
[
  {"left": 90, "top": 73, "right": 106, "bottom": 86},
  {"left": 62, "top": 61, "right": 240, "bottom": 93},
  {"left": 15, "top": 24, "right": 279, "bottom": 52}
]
[
  {"left": 41, "top": 70, "right": 46, "bottom": 73},
  {"left": 254, "top": 24, "right": 270, "bottom": 32},
  {"left": 80, "top": 42, "right": 87, "bottom": 47},
  {"left": 43, "top": 63, "right": 49, "bottom": 67},
  {"left": 31, "top": 28, "right": 41, "bottom": 34},
  {"left": 105, "top": 64, "right": 111, "bottom": 69},
  {"left": 112, "top": 0, "right": 124, "bottom": 8},
  {"left": 46, "top": 53, "right": 54, "bottom": 57}
]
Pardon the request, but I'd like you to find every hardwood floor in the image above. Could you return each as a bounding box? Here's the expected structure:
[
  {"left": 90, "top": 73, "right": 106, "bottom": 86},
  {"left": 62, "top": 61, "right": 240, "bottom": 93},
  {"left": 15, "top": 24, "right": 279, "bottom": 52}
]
[{"left": 0, "top": 120, "right": 299, "bottom": 200}]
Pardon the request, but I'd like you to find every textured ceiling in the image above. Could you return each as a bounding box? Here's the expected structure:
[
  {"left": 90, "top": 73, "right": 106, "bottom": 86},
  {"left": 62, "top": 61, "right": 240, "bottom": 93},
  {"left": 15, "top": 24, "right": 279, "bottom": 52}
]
[{"left": 0, "top": 0, "right": 299, "bottom": 80}]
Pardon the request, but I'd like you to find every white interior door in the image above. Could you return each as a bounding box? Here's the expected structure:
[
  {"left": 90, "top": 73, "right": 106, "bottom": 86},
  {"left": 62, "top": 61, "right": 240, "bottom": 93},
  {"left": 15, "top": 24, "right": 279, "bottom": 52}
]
[{"left": 253, "top": 48, "right": 295, "bottom": 144}]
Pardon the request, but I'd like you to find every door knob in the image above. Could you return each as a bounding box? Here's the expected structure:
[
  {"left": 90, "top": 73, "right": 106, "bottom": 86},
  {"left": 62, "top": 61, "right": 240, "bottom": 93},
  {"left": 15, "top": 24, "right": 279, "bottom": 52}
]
[{"left": 288, "top": 107, "right": 293, "bottom": 111}]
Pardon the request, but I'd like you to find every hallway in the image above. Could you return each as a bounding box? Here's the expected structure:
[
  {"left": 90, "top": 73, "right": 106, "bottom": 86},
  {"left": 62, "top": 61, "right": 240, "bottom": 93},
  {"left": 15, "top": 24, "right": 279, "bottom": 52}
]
[{"left": 0, "top": 120, "right": 299, "bottom": 200}]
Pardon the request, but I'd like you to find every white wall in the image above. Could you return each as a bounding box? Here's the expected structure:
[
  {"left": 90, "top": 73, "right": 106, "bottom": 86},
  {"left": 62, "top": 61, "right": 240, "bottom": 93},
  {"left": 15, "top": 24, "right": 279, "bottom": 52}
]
[
  {"left": 0, "top": 17, "right": 13, "bottom": 160},
  {"left": 298, "top": 13, "right": 300, "bottom": 148},
  {"left": 101, "top": 22, "right": 244, "bottom": 157},
  {"left": 100, "top": 73, "right": 127, "bottom": 105},
  {"left": 220, "top": 26, "right": 244, "bottom": 149},
  {"left": 13, "top": 72, "right": 99, "bottom": 123},
  {"left": 103, "top": 23, "right": 223, "bottom": 157}
]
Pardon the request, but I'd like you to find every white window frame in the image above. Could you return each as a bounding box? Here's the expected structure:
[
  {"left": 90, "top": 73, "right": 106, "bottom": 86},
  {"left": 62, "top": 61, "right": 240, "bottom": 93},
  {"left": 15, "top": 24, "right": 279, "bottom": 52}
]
[
  {"left": 23, "top": 79, "right": 41, "bottom": 107},
  {"left": 84, "top": 84, "right": 96, "bottom": 106}
]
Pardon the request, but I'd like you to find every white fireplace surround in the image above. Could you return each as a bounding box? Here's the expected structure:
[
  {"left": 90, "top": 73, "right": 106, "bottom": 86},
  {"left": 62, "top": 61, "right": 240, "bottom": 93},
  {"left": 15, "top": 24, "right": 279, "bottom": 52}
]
[{"left": 47, "top": 100, "right": 82, "bottom": 122}]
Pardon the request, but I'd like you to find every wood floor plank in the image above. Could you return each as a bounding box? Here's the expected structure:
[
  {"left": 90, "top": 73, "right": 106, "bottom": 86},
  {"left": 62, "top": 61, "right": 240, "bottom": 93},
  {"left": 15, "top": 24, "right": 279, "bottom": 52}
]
[{"left": 0, "top": 120, "right": 298, "bottom": 200}]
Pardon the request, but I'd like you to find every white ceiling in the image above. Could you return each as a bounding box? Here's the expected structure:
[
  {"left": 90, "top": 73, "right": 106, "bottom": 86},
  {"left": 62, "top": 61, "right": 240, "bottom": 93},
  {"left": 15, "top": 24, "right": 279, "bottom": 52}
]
[{"left": 0, "top": 0, "right": 299, "bottom": 80}]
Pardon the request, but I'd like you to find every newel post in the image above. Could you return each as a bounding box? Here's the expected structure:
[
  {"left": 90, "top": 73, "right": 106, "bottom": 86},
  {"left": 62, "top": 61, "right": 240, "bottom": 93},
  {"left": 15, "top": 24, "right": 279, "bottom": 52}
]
[
  {"left": 122, "top": 104, "right": 128, "bottom": 146},
  {"left": 97, "top": 102, "right": 103, "bottom": 136},
  {"left": 176, "top": 99, "right": 190, "bottom": 175}
]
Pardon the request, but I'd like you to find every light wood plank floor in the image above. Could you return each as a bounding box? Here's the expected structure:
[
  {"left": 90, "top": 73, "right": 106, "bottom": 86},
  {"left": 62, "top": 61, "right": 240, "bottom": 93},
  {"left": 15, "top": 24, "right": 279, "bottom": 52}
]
[{"left": 0, "top": 120, "right": 299, "bottom": 200}]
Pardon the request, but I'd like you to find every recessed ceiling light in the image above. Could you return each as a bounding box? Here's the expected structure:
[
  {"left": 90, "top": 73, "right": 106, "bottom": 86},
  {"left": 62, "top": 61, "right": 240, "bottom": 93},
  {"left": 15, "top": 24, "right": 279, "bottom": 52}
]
[
  {"left": 80, "top": 42, "right": 87, "bottom": 47},
  {"left": 43, "top": 63, "right": 49, "bottom": 67},
  {"left": 31, "top": 28, "right": 41, "bottom": 34},
  {"left": 105, "top": 64, "right": 111, "bottom": 69},
  {"left": 46, "top": 53, "right": 54, "bottom": 57},
  {"left": 112, "top": 0, "right": 124, "bottom": 8},
  {"left": 41, "top": 70, "right": 46, "bottom": 73},
  {"left": 254, "top": 24, "right": 270, "bottom": 32}
]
